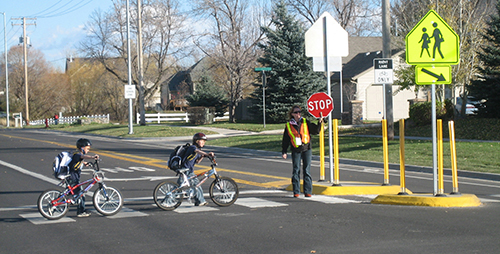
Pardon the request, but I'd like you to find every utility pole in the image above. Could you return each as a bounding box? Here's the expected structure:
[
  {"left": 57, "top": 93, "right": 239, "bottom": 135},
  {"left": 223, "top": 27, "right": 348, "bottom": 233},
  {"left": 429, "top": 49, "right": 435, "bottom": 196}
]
[
  {"left": 382, "top": 0, "right": 394, "bottom": 140},
  {"left": 1, "top": 12, "right": 9, "bottom": 127},
  {"left": 12, "top": 17, "right": 36, "bottom": 126},
  {"left": 126, "top": 0, "right": 134, "bottom": 134},
  {"left": 137, "top": 0, "right": 146, "bottom": 126}
]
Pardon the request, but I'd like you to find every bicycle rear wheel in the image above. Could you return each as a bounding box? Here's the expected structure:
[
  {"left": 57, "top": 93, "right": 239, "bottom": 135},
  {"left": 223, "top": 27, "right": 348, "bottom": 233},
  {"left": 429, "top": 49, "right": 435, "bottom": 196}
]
[
  {"left": 209, "top": 176, "right": 239, "bottom": 206},
  {"left": 153, "top": 181, "right": 182, "bottom": 211},
  {"left": 93, "top": 186, "right": 123, "bottom": 216},
  {"left": 37, "top": 189, "right": 68, "bottom": 220}
]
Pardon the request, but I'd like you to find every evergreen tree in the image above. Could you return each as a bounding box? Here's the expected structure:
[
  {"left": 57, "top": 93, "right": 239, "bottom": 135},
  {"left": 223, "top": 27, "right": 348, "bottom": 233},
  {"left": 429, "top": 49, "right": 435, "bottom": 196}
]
[
  {"left": 469, "top": 1, "right": 500, "bottom": 118},
  {"left": 185, "top": 75, "right": 229, "bottom": 117},
  {"left": 250, "top": 1, "right": 325, "bottom": 123}
]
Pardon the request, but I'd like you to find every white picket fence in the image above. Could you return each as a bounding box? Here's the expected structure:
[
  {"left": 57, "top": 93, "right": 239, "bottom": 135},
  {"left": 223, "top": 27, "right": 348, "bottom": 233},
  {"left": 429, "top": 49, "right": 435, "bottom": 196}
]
[
  {"left": 137, "top": 112, "right": 229, "bottom": 124},
  {"left": 29, "top": 114, "right": 110, "bottom": 126}
]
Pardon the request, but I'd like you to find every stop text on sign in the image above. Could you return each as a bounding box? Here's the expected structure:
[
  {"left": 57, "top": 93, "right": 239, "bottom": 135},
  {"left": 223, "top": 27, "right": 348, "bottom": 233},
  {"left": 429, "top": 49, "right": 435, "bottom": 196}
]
[
  {"left": 307, "top": 92, "right": 334, "bottom": 118},
  {"left": 308, "top": 100, "right": 332, "bottom": 111}
]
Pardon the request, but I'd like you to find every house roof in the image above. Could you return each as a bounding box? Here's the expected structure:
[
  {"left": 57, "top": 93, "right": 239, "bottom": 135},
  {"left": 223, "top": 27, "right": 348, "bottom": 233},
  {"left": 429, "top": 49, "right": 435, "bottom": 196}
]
[
  {"left": 166, "top": 57, "right": 216, "bottom": 92},
  {"left": 344, "top": 37, "right": 383, "bottom": 63},
  {"left": 330, "top": 36, "right": 403, "bottom": 80},
  {"left": 168, "top": 70, "right": 191, "bottom": 91},
  {"left": 342, "top": 50, "right": 383, "bottom": 78}
]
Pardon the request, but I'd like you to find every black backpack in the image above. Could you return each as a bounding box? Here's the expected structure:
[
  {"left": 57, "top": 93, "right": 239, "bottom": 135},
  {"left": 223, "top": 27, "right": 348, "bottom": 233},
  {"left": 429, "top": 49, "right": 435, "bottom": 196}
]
[{"left": 168, "top": 143, "right": 191, "bottom": 171}]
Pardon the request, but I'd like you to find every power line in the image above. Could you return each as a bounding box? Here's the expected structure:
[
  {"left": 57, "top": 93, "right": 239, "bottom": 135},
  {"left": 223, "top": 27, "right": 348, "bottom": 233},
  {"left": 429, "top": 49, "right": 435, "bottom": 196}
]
[
  {"left": 28, "top": 0, "right": 66, "bottom": 17},
  {"left": 34, "top": 0, "right": 94, "bottom": 19}
]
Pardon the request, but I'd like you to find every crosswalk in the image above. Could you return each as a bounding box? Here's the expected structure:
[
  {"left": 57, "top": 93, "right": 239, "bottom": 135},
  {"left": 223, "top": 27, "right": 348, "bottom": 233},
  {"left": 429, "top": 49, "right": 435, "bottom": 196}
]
[
  {"left": 17, "top": 190, "right": 374, "bottom": 224},
  {"left": 14, "top": 191, "right": 500, "bottom": 225}
]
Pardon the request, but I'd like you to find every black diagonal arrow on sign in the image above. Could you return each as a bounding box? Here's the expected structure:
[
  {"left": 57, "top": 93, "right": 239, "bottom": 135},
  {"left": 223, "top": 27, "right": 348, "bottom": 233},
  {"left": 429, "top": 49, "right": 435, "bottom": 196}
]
[{"left": 421, "top": 68, "right": 446, "bottom": 81}]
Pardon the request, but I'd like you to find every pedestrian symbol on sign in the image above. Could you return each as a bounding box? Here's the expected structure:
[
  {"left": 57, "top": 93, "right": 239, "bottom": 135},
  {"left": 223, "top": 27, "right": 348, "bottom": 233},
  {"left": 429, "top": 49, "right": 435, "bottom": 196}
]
[{"left": 406, "top": 10, "right": 459, "bottom": 65}]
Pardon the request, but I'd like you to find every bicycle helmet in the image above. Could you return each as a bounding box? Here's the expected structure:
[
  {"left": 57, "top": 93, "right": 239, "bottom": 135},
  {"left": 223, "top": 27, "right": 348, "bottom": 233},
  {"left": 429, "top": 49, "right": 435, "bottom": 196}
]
[
  {"left": 192, "top": 132, "right": 207, "bottom": 144},
  {"left": 76, "top": 138, "right": 92, "bottom": 149}
]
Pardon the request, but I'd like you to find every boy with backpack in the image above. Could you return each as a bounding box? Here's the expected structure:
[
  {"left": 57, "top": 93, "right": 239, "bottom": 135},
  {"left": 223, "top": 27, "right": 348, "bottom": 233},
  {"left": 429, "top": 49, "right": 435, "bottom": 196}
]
[
  {"left": 67, "top": 138, "right": 99, "bottom": 217},
  {"left": 177, "top": 133, "right": 214, "bottom": 206}
]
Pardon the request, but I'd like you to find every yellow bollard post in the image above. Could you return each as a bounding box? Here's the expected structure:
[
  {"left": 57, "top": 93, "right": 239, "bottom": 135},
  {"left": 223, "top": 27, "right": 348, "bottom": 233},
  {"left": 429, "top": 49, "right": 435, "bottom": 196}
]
[
  {"left": 332, "top": 119, "right": 341, "bottom": 186},
  {"left": 319, "top": 120, "right": 325, "bottom": 181},
  {"left": 398, "top": 119, "right": 407, "bottom": 195},
  {"left": 449, "top": 121, "right": 460, "bottom": 194},
  {"left": 382, "top": 119, "right": 390, "bottom": 185},
  {"left": 437, "top": 119, "right": 445, "bottom": 196}
]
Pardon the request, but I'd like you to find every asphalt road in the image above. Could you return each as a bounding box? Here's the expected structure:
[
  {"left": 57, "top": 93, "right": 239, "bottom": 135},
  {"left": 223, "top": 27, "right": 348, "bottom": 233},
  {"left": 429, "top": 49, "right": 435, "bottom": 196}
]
[{"left": 1, "top": 128, "right": 500, "bottom": 254}]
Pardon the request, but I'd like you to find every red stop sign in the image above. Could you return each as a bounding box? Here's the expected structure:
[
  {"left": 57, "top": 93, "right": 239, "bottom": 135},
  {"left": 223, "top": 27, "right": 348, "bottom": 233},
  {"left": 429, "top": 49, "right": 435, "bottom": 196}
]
[{"left": 307, "top": 92, "right": 333, "bottom": 118}]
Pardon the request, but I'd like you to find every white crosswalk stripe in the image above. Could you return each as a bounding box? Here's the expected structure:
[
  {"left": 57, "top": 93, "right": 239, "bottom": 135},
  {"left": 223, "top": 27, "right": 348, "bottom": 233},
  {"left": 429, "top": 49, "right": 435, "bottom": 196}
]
[
  {"left": 106, "top": 207, "right": 149, "bottom": 219},
  {"left": 173, "top": 203, "right": 219, "bottom": 213},
  {"left": 297, "top": 195, "right": 361, "bottom": 204},
  {"left": 236, "top": 197, "right": 289, "bottom": 208},
  {"left": 20, "top": 212, "right": 75, "bottom": 225}
]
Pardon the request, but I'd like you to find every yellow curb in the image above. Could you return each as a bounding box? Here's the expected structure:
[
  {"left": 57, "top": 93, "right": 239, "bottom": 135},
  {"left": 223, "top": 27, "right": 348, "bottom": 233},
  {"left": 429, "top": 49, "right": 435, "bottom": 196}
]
[
  {"left": 286, "top": 182, "right": 412, "bottom": 196},
  {"left": 371, "top": 193, "right": 482, "bottom": 207}
]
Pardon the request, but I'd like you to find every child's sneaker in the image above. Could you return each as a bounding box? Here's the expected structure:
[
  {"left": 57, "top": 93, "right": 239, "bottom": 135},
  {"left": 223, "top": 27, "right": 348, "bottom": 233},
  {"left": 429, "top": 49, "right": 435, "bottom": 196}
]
[{"left": 77, "top": 211, "right": 91, "bottom": 217}]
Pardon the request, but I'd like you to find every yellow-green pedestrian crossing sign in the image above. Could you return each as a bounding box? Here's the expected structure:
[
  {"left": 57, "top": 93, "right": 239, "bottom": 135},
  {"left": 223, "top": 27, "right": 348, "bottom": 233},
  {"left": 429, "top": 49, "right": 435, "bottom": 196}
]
[{"left": 406, "top": 10, "right": 459, "bottom": 65}]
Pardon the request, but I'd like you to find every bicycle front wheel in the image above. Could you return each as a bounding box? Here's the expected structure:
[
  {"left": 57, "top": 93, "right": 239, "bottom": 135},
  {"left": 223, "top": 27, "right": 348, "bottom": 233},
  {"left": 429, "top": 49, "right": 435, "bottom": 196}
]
[
  {"left": 37, "top": 189, "right": 68, "bottom": 220},
  {"left": 93, "top": 186, "right": 123, "bottom": 216},
  {"left": 153, "top": 181, "right": 182, "bottom": 211},
  {"left": 209, "top": 176, "right": 239, "bottom": 207}
]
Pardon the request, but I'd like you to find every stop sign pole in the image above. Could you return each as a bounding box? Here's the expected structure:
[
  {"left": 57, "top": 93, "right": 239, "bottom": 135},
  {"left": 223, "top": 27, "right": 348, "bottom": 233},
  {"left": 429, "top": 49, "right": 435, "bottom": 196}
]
[
  {"left": 308, "top": 93, "right": 334, "bottom": 182},
  {"left": 305, "top": 12, "right": 348, "bottom": 185}
]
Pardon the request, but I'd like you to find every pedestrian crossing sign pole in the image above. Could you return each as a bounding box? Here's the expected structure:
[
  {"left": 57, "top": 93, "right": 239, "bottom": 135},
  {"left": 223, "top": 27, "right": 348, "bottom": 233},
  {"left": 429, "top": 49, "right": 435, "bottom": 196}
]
[{"left": 405, "top": 10, "right": 459, "bottom": 196}]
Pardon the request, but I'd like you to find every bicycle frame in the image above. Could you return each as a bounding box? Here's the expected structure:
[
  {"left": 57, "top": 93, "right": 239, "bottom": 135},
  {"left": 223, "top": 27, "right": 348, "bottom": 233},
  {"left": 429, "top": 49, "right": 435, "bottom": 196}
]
[
  {"left": 50, "top": 161, "right": 105, "bottom": 207},
  {"left": 177, "top": 157, "right": 219, "bottom": 190}
]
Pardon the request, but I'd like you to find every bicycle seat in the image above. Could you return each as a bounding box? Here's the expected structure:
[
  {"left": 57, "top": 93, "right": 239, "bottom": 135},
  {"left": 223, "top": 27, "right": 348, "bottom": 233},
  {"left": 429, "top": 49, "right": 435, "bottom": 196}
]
[
  {"left": 58, "top": 174, "right": 71, "bottom": 180},
  {"left": 177, "top": 168, "right": 189, "bottom": 174}
]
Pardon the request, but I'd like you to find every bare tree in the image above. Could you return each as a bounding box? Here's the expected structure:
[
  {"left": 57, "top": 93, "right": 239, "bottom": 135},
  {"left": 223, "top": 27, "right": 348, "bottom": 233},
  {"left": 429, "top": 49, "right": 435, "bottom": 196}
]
[
  {"left": 79, "top": 0, "right": 192, "bottom": 111},
  {"left": 286, "top": 0, "right": 382, "bottom": 36},
  {"left": 193, "top": 0, "right": 267, "bottom": 122},
  {"left": 2, "top": 46, "right": 68, "bottom": 121},
  {"left": 66, "top": 59, "right": 129, "bottom": 121}
]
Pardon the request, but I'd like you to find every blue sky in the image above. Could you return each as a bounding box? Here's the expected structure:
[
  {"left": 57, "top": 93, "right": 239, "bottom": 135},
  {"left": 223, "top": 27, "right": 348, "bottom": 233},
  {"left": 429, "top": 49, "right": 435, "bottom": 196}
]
[{"left": 1, "top": 0, "right": 114, "bottom": 71}]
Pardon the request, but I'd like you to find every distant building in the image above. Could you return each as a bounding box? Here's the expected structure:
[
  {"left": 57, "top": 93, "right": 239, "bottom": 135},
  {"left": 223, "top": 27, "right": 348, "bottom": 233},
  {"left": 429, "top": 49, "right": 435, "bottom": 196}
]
[
  {"left": 330, "top": 37, "right": 427, "bottom": 121},
  {"left": 161, "top": 57, "right": 217, "bottom": 110}
]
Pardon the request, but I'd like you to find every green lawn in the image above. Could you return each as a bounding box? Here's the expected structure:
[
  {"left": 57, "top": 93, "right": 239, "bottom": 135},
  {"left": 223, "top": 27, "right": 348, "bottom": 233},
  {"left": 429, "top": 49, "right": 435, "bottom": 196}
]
[
  {"left": 209, "top": 134, "right": 500, "bottom": 174},
  {"left": 39, "top": 123, "right": 219, "bottom": 137}
]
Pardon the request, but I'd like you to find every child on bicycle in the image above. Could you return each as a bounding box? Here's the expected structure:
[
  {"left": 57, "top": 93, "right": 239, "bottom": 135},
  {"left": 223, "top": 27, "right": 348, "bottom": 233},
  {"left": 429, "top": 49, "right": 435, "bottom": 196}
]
[
  {"left": 179, "top": 133, "right": 214, "bottom": 206},
  {"left": 67, "top": 138, "right": 99, "bottom": 217}
]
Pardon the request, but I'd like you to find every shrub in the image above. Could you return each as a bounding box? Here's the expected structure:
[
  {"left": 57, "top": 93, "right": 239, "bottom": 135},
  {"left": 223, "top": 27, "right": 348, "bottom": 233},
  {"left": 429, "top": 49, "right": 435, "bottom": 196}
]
[
  {"left": 409, "top": 101, "right": 448, "bottom": 126},
  {"left": 187, "top": 107, "right": 214, "bottom": 125}
]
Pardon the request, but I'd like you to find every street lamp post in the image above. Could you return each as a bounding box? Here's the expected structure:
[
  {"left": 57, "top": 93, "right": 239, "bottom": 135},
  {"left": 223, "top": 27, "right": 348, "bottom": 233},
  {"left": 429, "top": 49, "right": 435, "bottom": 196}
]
[{"left": 254, "top": 67, "right": 272, "bottom": 128}]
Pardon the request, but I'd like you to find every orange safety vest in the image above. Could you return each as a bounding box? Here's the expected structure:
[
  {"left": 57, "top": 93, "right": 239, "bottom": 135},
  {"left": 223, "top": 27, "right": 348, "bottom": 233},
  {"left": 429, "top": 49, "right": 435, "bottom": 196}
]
[{"left": 286, "top": 118, "right": 310, "bottom": 148}]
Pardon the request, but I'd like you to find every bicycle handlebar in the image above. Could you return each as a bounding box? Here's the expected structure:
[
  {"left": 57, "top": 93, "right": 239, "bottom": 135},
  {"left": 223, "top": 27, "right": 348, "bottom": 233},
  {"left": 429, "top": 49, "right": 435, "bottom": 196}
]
[
  {"left": 208, "top": 155, "right": 217, "bottom": 166},
  {"left": 85, "top": 158, "right": 102, "bottom": 171}
]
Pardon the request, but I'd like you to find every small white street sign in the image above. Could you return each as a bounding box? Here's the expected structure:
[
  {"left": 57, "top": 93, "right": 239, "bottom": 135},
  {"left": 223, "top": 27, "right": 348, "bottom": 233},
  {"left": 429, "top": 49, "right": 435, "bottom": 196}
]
[
  {"left": 125, "top": 85, "right": 136, "bottom": 99},
  {"left": 373, "top": 58, "right": 394, "bottom": 84}
]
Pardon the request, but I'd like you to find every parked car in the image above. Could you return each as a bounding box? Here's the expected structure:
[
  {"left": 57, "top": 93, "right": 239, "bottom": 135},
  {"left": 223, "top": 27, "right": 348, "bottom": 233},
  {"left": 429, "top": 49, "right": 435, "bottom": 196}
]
[{"left": 455, "top": 96, "right": 484, "bottom": 115}]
